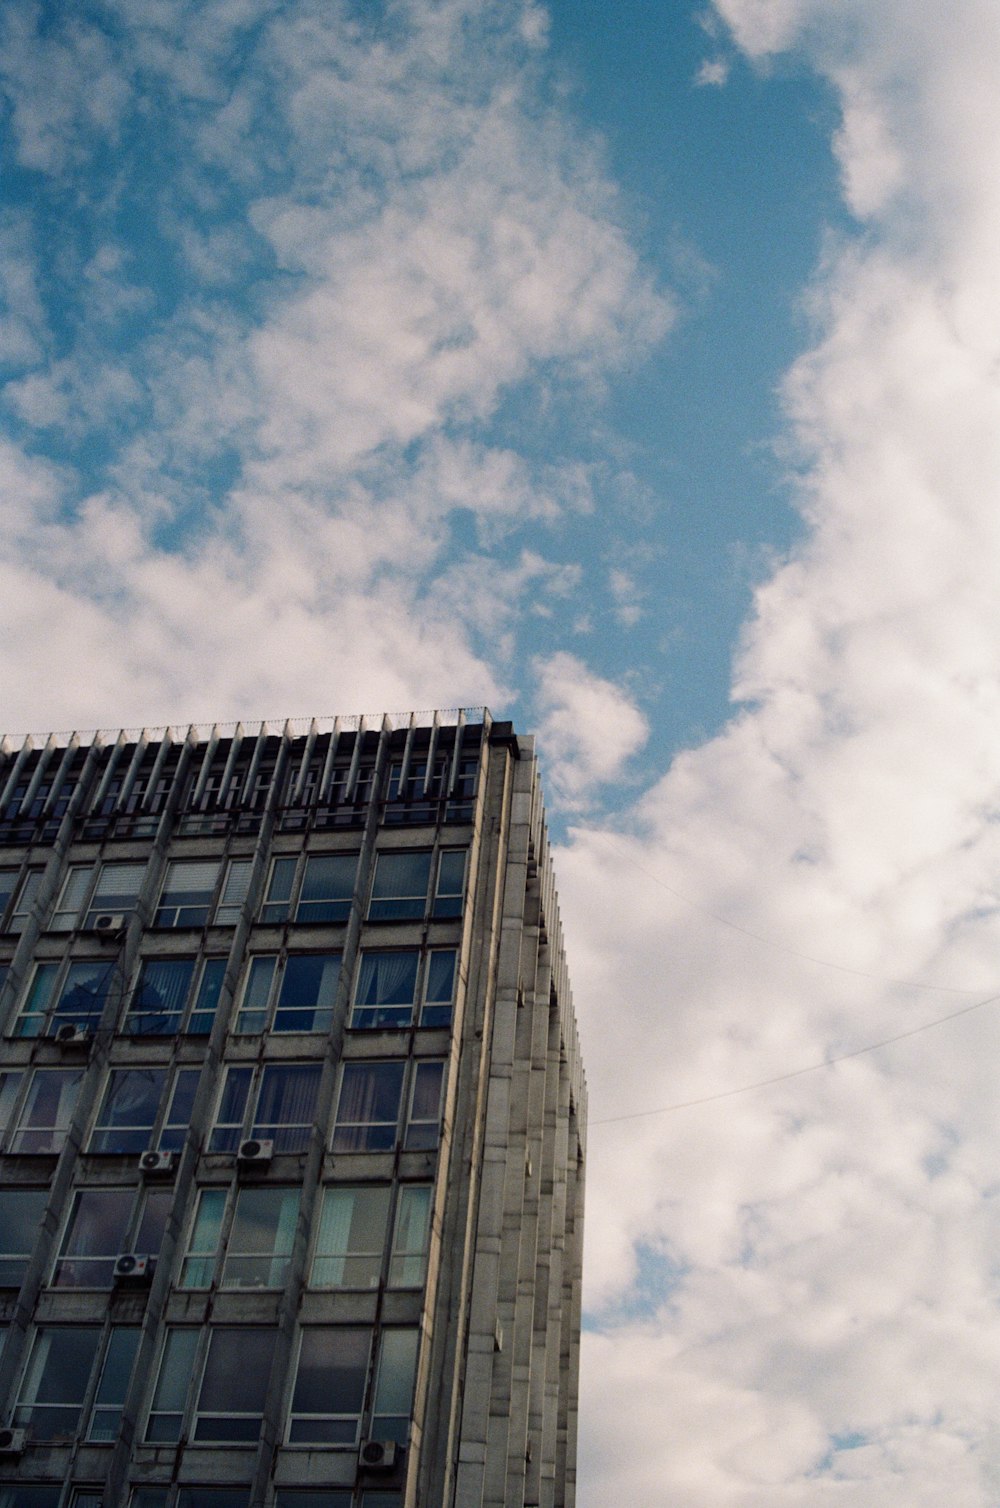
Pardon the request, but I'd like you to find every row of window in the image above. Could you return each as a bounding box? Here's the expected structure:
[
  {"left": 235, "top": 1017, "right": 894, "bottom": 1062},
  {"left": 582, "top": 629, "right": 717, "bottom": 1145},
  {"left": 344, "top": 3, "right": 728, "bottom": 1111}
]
[
  {"left": 4, "top": 1318, "right": 417, "bottom": 1448},
  {"left": 0, "top": 1057, "right": 443, "bottom": 1158},
  {"left": 2, "top": 1491, "right": 400, "bottom": 1508},
  {"left": 0, "top": 847, "right": 466, "bottom": 938},
  {"left": 12, "top": 944, "right": 458, "bottom": 1039},
  {"left": 2, "top": 1180, "right": 431, "bottom": 1294}
]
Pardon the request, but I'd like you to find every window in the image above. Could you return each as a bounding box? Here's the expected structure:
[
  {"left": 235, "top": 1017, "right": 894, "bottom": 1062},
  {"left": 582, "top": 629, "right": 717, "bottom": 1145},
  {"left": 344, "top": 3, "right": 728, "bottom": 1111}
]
[
  {"left": 0, "top": 1490, "right": 62, "bottom": 1508},
  {"left": 179, "top": 1188, "right": 226, "bottom": 1289},
  {"left": 221, "top": 1186, "right": 299, "bottom": 1288},
  {"left": 260, "top": 856, "right": 297, "bottom": 923},
  {"left": 124, "top": 955, "right": 226, "bottom": 1037},
  {"left": 368, "top": 851, "right": 431, "bottom": 921},
  {"left": 193, "top": 1327, "right": 276, "bottom": 1441},
  {"left": 0, "top": 868, "right": 17, "bottom": 926},
  {"left": 14, "top": 1326, "right": 101, "bottom": 1438},
  {"left": 389, "top": 1186, "right": 432, "bottom": 1287},
  {"left": 158, "top": 1067, "right": 201, "bottom": 1151},
  {"left": 53, "top": 1187, "right": 133, "bottom": 1286},
  {"left": 154, "top": 860, "right": 220, "bottom": 927},
  {"left": 274, "top": 1494, "right": 351, "bottom": 1508},
  {"left": 0, "top": 1070, "right": 25, "bottom": 1141},
  {"left": 209, "top": 1063, "right": 322, "bottom": 1153},
  {"left": 433, "top": 850, "right": 466, "bottom": 917},
  {"left": 288, "top": 1327, "right": 370, "bottom": 1444},
  {"left": 82, "top": 862, "right": 146, "bottom": 929},
  {"left": 16, "top": 958, "right": 115, "bottom": 1037},
  {"left": 406, "top": 1061, "right": 444, "bottom": 1150},
  {"left": 125, "top": 957, "right": 195, "bottom": 1034},
  {"left": 215, "top": 858, "right": 254, "bottom": 925},
  {"left": 295, "top": 853, "right": 356, "bottom": 923},
  {"left": 352, "top": 951, "right": 418, "bottom": 1029},
  {"left": 5, "top": 869, "right": 42, "bottom": 934},
  {"left": 421, "top": 949, "right": 456, "bottom": 1028},
  {"left": 90, "top": 1067, "right": 166, "bottom": 1153},
  {"left": 236, "top": 952, "right": 340, "bottom": 1033},
  {"left": 332, "top": 1061, "right": 404, "bottom": 1152},
  {"left": 177, "top": 1494, "right": 250, "bottom": 1508},
  {"left": 0, "top": 1189, "right": 47, "bottom": 1285},
  {"left": 371, "top": 1328, "right": 419, "bottom": 1442},
  {"left": 311, "top": 1186, "right": 391, "bottom": 1288},
  {"left": 129, "top": 1492, "right": 168, "bottom": 1508},
  {"left": 87, "top": 1325, "right": 140, "bottom": 1440},
  {"left": 49, "top": 865, "right": 94, "bottom": 930},
  {"left": 11, "top": 1068, "right": 83, "bottom": 1153},
  {"left": 146, "top": 1328, "right": 199, "bottom": 1441}
]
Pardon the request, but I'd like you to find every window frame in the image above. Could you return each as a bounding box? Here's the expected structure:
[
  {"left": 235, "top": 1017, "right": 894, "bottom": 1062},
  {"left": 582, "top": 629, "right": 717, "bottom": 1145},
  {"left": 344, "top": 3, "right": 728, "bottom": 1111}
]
[
  {"left": 234, "top": 951, "right": 341, "bottom": 1034},
  {"left": 153, "top": 859, "right": 222, "bottom": 928},
  {"left": 0, "top": 1187, "right": 48, "bottom": 1287},
  {"left": 9, "top": 1067, "right": 84, "bottom": 1154},
  {"left": 124, "top": 954, "right": 226, "bottom": 1036},
  {"left": 310, "top": 1185, "right": 392, "bottom": 1290},
  {"left": 14, "top": 956, "right": 117, "bottom": 1038},
  {"left": 208, "top": 1062, "right": 322, "bottom": 1153},
  {"left": 286, "top": 1325, "right": 372, "bottom": 1446}
]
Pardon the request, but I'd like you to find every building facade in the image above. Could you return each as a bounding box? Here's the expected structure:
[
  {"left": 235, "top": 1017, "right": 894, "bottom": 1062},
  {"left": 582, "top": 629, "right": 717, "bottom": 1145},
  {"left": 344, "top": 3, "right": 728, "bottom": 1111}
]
[{"left": 0, "top": 712, "right": 586, "bottom": 1508}]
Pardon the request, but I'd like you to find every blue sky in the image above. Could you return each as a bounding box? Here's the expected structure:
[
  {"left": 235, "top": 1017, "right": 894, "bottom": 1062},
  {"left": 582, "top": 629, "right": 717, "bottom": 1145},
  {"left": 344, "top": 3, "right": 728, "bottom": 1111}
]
[{"left": 7, "top": 2, "right": 1000, "bottom": 1503}]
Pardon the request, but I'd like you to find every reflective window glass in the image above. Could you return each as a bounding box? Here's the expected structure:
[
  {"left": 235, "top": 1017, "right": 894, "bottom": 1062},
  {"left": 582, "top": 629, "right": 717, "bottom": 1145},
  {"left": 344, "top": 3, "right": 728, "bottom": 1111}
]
[
  {"left": 0, "top": 1189, "right": 46, "bottom": 1285},
  {"left": 312, "top": 1187, "right": 390, "bottom": 1288},
  {"left": 53, "top": 1188, "right": 133, "bottom": 1287},
  {"left": 147, "top": 1328, "right": 199, "bottom": 1442},
  {"left": 126, "top": 958, "right": 195, "bottom": 1035},
  {"left": 389, "top": 1186, "right": 432, "bottom": 1288},
  {"left": 155, "top": 860, "right": 220, "bottom": 928},
  {"left": 87, "top": 1326, "right": 140, "bottom": 1440},
  {"left": 194, "top": 1327, "right": 276, "bottom": 1442},
  {"left": 221, "top": 1187, "right": 299, "bottom": 1289},
  {"left": 296, "top": 853, "right": 356, "bottom": 923},
  {"left": 352, "top": 951, "right": 418, "bottom": 1030},
  {"left": 179, "top": 1188, "right": 226, "bottom": 1289},
  {"left": 332, "top": 1062, "right": 404, "bottom": 1152},
  {"left": 372, "top": 1328, "right": 419, "bottom": 1442},
  {"left": 288, "top": 1327, "right": 370, "bottom": 1444},
  {"left": 14, "top": 1326, "right": 101, "bottom": 1438},
  {"left": 90, "top": 1068, "right": 166, "bottom": 1154},
  {"left": 368, "top": 850, "right": 431, "bottom": 921},
  {"left": 11, "top": 1069, "right": 83, "bottom": 1153}
]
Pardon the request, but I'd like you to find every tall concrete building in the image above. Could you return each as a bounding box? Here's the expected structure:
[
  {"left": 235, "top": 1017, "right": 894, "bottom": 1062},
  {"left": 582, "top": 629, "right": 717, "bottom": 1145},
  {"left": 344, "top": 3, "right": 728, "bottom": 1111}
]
[{"left": 0, "top": 711, "right": 586, "bottom": 1508}]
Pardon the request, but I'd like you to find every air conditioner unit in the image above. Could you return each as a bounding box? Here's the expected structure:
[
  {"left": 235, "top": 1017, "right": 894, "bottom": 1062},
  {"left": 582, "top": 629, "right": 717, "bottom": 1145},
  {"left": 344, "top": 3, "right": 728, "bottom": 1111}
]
[
  {"left": 237, "top": 1137, "right": 274, "bottom": 1167},
  {"left": 359, "top": 1438, "right": 398, "bottom": 1472},
  {"left": 91, "top": 912, "right": 127, "bottom": 937},
  {"left": 139, "top": 1149, "right": 175, "bottom": 1176},
  {"left": 113, "top": 1252, "right": 153, "bottom": 1283},
  {"left": 0, "top": 1426, "right": 27, "bottom": 1456},
  {"left": 53, "top": 1022, "right": 91, "bottom": 1046}
]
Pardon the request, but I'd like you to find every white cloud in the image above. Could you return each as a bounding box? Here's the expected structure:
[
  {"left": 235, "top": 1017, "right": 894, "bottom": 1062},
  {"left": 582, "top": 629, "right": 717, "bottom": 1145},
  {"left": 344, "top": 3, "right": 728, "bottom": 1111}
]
[
  {"left": 532, "top": 650, "right": 649, "bottom": 808},
  {"left": 547, "top": 2, "right": 1000, "bottom": 1502},
  {"left": 695, "top": 57, "right": 731, "bottom": 87}
]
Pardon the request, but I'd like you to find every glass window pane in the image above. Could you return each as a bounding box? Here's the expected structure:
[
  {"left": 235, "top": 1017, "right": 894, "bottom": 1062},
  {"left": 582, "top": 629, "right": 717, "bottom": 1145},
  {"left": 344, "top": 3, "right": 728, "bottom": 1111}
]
[
  {"left": 88, "top": 1325, "right": 140, "bottom": 1440},
  {"left": 83, "top": 862, "right": 146, "bottom": 927},
  {"left": 91, "top": 1068, "right": 166, "bottom": 1153},
  {"left": 54, "top": 1188, "right": 133, "bottom": 1287},
  {"left": 274, "top": 1494, "right": 351, "bottom": 1508},
  {"left": 274, "top": 953, "right": 340, "bottom": 1032},
  {"left": 235, "top": 955, "right": 276, "bottom": 1034},
  {"left": 296, "top": 853, "right": 356, "bottom": 923},
  {"left": 15, "top": 1326, "right": 101, "bottom": 1438},
  {"left": 0, "top": 1490, "right": 62, "bottom": 1508},
  {"left": 195, "top": 1327, "right": 276, "bottom": 1441},
  {"left": 368, "top": 851, "right": 431, "bottom": 920},
  {"left": 0, "top": 1189, "right": 47, "bottom": 1286},
  {"left": 208, "top": 1066, "right": 251, "bottom": 1152},
  {"left": 352, "top": 951, "right": 418, "bottom": 1029},
  {"left": 389, "top": 1186, "right": 432, "bottom": 1288},
  {"left": 222, "top": 1187, "right": 299, "bottom": 1289},
  {"left": 0, "top": 868, "right": 17, "bottom": 923},
  {"left": 50, "top": 960, "right": 115, "bottom": 1034},
  {"left": 180, "top": 1188, "right": 227, "bottom": 1288},
  {"left": 13, "top": 1069, "right": 83, "bottom": 1153},
  {"left": 312, "top": 1187, "right": 391, "bottom": 1288},
  {"left": 159, "top": 1067, "right": 201, "bottom": 1151},
  {"left": 188, "top": 957, "right": 226, "bottom": 1034},
  {"left": 0, "top": 1070, "right": 24, "bottom": 1139},
  {"left": 372, "top": 1329, "right": 419, "bottom": 1442},
  {"left": 253, "top": 1065, "right": 321, "bottom": 1153},
  {"left": 405, "top": 1061, "right": 444, "bottom": 1151},
  {"left": 8, "top": 870, "right": 43, "bottom": 934},
  {"left": 422, "top": 950, "right": 456, "bottom": 1028},
  {"left": 155, "top": 860, "right": 219, "bottom": 928},
  {"left": 126, "top": 958, "right": 195, "bottom": 1035},
  {"left": 215, "top": 858, "right": 253, "bottom": 925},
  {"left": 177, "top": 1493, "right": 249, "bottom": 1508},
  {"left": 147, "top": 1328, "right": 199, "bottom": 1442},
  {"left": 289, "top": 1328, "right": 370, "bottom": 1444},
  {"left": 432, "top": 850, "right": 466, "bottom": 918},
  {"left": 260, "top": 856, "right": 297, "bottom": 924},
  {"left": 16, "top": 962, "right": 59, "bottom": 1037},
  {"left": 333, "top": 1062, "right": 404, "bottom": 1152},
  {"left": 135, "top": 1188, "right": 172, "bottom": 1254},
  {"left": 49, "top": 865, "right": 93, "bottom": 930}
]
